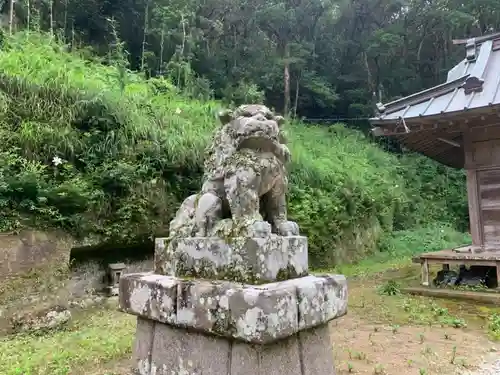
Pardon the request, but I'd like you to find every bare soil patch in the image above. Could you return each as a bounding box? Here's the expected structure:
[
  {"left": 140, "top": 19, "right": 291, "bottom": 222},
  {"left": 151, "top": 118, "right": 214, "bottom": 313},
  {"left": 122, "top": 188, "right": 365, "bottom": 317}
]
[
  {"left": 332, "top": 314, "right": 495, "bottom": 375},
  {"left": 331, "top": 268, "right": 499, "bottom": 375}
]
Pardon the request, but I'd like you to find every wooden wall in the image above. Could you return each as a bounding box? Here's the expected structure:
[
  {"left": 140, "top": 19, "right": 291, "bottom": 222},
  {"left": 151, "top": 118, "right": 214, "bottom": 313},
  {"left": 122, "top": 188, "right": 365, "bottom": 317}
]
[{"left": 465, "top": 127, "right": 500, "bottom": 250}]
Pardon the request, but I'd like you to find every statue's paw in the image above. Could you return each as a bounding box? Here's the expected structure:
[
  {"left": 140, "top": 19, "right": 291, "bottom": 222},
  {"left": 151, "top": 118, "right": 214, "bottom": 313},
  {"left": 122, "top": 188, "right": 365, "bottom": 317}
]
[
  {"left": 280, "top": 144, "right": 291, "bottom": 163},
  {"left": 251, "top": 220, "right": 272, "bottom": 238},
  {"left": 248, "top": 220, "right": 272, "bottom": 238},
  {"left": 276, "top": 221, "right": 300, "bottom": 236}
]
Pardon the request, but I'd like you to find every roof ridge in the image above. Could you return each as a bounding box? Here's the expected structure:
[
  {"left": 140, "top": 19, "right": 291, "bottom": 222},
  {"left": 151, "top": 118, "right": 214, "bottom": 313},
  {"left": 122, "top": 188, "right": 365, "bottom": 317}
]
[
  {"left": 452, "top": 31, "right": 500, "bottom": 46},
  {"left": 375, "top": 75, "right": 469, "bottom": 115}
]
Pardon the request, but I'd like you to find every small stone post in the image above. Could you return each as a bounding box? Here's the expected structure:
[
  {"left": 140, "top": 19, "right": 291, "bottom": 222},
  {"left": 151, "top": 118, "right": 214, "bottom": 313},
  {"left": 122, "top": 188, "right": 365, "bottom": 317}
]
[
  {"left": 118, "top": 105, "right": 348, "bottom": 375},
  {"left": 107, "top": 262, "right": 126, "bottom": 296}
]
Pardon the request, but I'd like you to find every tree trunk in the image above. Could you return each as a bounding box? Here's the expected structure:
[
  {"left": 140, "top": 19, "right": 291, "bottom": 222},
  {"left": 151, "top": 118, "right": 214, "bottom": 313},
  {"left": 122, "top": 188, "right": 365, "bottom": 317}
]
[
  {"left": 71, "top": 21, "right": 75, "bottom": 49},
  {"left": 283, "top": 42, "right": 290, "bottom": 116},
  {"left": 8, "top": 0, "right": 15, "bottom": 35},
  {"left": 363, "top": 51, "right": 374, "bottom": 96},
  {"left": 293, "top": 72, "right": 301, "bottom": 118},
  {"left": 49, "top": 0, "right": 53, "bottom": 37},
  {"left": 159, "top": 28, "right": 165, "bottom": 75},
  {"left": 63, "top": 0, "right": 68, "bottom": 41},
  {"left": 140, "top": 1, "right": 150, "bottom": 71},
  {"left": 26, "top": 0, "right": 30, "bottom": 33}
]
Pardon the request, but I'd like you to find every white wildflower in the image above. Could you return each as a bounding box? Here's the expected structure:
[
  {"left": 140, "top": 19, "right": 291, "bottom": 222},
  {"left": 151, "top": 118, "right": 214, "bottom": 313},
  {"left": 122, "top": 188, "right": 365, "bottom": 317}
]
[
  {"left": 175, "top": 108, "right": 182, "bottom": 114},
  {"left": 52, "top": 156, "right": 63, "bottom": 166}
]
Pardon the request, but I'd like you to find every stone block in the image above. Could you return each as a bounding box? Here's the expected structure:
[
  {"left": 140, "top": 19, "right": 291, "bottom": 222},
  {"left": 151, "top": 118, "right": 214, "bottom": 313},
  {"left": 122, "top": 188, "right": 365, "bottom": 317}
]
[
  {"left": 130, "top": 319, "right": 336, "bottom": 375},
  {"left": 299, "top": 324, "right": 336, "bottom": 375},
  {"left": 119, "top": 273, "right": 178, "bottom": 325},
  {"left": 285, "top": 274, "right": 348, "bottom": 330},
  {"left": 132, "top": 317, "right": 155, "bottom": 375},
  {"left": 150, "top": 323, "right": 230, "bottom": 375},
  {"left": 231, "top": 336, "right": 302, "bottom": 375},
  {"left": 119, "top": 272, "right": 347, "bottom": 344},
  {"left": 228, "top": 281, "right": 298, "bottom": 343},
  {"left": 176, "top": 279, "right": 235, "bottom": 334},
  {"left": 154, "top": 235, "right": 308, "bottom": 284}
]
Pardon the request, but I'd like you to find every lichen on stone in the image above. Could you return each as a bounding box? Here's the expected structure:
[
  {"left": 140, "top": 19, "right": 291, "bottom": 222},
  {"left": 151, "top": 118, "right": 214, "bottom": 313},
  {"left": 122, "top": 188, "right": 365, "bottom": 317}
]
[
  {"left": 119, "top": 272, "right": 347, "bottom": 344},
  {"left": 166, "top": 104, "right": 299, "bottom": 240}
]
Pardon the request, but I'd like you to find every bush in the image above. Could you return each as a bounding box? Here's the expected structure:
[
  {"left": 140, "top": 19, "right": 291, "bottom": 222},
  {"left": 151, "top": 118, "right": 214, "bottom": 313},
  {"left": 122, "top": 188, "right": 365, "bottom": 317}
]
[{"left": 0, "top": 32, "right": 467, "bottom": 268}]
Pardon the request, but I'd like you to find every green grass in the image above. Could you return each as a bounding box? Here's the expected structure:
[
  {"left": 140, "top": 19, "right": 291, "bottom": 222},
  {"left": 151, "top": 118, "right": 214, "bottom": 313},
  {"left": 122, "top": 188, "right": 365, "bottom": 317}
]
[
  {"left": 0, "top": 308, "right": 135, "bottom": 375},
  {"left": 330, "top": 223, "right": 471, "bottom": 277}
]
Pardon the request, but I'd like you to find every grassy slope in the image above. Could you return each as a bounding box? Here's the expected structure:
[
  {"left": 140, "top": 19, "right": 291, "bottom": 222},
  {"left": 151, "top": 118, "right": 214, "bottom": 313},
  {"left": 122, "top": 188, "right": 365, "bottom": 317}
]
[{"left": 0, "top": 32, "right": 467, "bottom": 267}]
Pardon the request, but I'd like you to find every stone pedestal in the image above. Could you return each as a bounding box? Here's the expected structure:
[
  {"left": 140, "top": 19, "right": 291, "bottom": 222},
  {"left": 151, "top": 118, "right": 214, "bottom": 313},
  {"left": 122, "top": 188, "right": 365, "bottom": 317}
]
[
  {"left": 131, "top": 316, "right": 335, "bottom": 375},
  {"left": 119, "top": 233, "right": 347, "bottom": 375},
  {"left": 154, "top": 235, "right": 309, "bottom": 284}
]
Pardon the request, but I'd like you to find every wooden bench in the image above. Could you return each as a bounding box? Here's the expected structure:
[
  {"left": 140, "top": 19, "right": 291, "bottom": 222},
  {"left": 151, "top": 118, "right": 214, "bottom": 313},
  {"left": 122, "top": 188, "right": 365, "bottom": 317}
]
[{"left": 412, "top": 247, "right": 500, "bottom": 289}]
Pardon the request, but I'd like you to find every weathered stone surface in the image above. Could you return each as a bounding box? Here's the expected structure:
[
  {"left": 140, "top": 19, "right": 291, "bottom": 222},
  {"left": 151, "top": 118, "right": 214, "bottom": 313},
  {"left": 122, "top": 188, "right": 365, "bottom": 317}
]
[
  {"left": 231, "top": 335, "right": 302, "bottom": 375},
  {"left": 299, "top": 324, "right": 336, "bottom": 375},
  {"left": 150, "top": 321, "right": 230, "bottom": 375},
  {"left": 155, "top": 235, "right": 308, "bottom": 284},
  {"left": 132, "top": 317, "right": 155, "bottom": 375},
  {"left": 10, "top": 305, "right": 72, "bottom": 333},
  {"left": 176, "top": 279, "right": 234, "bottom": 334},
  {"left": 285, "top": 274, "right": 348, "bottom": 330},
  {"left": 119, "top": 272, "right": 178, "bottom": 325},
  {"left": 131, "top": 319, "right": 336, "bottom": 375},
  {"left": 228, "top": 280, "right": 298, "bottom": 343},
  {"left": 168, "top": 104, "right": 299, "bottom": 239},
  {"left": 119, "top": 272, "right": 347, "bottom": 344},
  {"left": 119, "top": 103, "right": 346, "bottom": 375}
]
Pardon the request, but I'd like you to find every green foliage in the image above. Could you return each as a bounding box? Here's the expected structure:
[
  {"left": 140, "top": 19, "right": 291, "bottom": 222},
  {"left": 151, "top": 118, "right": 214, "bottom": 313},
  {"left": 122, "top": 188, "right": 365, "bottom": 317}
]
[
  {"left": 378, "top": 280, "right": 401, "bottom": 296},
  {"left": 394, "top": 154, "right": 468, "bottom": 231},
  {"left": 0, "top": 32, "right": 215, "bottom": 240},
  {"left": 0, "top": 308, "right": 135, "bottom": 375},
  {"left": 489, "top": 313, "right": 500, "bottom": 340},
  {"left": 332, "top": 224, "right": 470, "bottom": 277},
  {"left": 0, "top": 32, "right": 468, "bottom": 268},
  {"left": 377, "top": 224, "right": 471, "bottom": 258}
]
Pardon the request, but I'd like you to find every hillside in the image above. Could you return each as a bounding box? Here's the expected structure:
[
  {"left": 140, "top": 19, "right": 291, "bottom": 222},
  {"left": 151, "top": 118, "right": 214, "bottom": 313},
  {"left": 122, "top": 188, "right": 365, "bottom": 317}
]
[{"left": 0, "top": 32, "right": 468, "bottom": 268}]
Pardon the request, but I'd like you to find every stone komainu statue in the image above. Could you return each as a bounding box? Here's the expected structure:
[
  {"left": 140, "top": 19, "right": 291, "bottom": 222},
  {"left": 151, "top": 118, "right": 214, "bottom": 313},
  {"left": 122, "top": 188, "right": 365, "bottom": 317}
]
[{"left": 169, "top": 104, "right": 299, "bottom": 238}]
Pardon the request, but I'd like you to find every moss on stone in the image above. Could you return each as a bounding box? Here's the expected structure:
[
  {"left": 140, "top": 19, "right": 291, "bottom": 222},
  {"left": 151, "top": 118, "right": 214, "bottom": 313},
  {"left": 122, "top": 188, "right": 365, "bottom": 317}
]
[{"left": 276, "top": 264, "right": 309, "bottom": 282}]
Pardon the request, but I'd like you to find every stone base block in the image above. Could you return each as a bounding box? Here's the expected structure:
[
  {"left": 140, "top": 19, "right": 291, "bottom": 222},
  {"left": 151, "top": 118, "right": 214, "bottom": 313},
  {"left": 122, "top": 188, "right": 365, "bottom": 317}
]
[
  {"left": 154, "top": 235, "right": 308, "bottom": 284},
  {"left": 132, "top": 317, "right": 335, "bottom": 375},
  {"left": 119, "top": 273, "right": 347, "bottom": 344}
]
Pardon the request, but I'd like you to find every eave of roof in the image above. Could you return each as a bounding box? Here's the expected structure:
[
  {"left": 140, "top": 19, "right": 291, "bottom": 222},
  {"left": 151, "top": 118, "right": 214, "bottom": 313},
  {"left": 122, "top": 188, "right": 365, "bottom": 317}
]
[
  {"left": 370, "top": 32, "right": 500, "bottom": 125},
  {"left": 369, "top": 32, "right": 500, "bottom": 168}
]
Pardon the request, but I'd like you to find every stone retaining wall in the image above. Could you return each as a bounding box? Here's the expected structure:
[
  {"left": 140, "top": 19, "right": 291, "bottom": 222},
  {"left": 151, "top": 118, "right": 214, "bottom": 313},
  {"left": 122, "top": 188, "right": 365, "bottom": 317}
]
[{"left": 0, "top": 230, "right": 73, "bottom": 280}]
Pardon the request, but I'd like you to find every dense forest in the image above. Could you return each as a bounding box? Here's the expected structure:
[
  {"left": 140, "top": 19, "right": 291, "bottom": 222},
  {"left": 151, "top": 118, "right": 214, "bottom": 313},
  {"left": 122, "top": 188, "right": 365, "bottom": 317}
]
[
  {"left": 2, "top": 0, "right": 500, "bottom": 120},
  {"left": 0, "top": 0, "right": 491, "bottom": 266}
]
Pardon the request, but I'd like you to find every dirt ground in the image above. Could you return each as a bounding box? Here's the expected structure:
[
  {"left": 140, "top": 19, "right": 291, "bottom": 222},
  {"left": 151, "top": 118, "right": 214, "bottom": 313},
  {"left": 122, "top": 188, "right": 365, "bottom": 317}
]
[
  {"left": 332, "top": 310, "right": 496, "bottom": 375},
  {"left": 331, "top": 269, "right": 499, "bottom": 375}
]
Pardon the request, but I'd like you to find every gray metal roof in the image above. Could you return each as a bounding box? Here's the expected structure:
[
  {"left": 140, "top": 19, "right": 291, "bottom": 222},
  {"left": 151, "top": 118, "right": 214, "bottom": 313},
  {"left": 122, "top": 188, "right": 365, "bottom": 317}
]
[{"left": 371, "top": 32, "right": 500, "bottom": 123}]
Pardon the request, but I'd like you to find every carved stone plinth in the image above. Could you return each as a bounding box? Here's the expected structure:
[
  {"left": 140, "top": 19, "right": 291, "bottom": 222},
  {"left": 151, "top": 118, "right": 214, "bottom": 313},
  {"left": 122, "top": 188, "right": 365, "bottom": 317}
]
[
  {"left": 154, "top": 235, "right": 308, "bottom": 284},
  {"left": 119, "top": 272, "right": 347, "bottom": 374},
  {"left": 131, "top": 317, "right": 335, "bottom": 375},
  {"left": 118, "top": 104, "right": 348, "bottom": 375}
]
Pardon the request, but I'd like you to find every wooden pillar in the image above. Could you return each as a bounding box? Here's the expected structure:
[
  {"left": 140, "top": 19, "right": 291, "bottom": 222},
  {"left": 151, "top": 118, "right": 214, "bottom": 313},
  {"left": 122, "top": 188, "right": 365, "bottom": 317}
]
[
  {"left": 466, "top": 169, "right": 483, "bottom": 248},
  {"left": 463, "top": 130, "right": 484, "bottom": 250},
  {"left": 496, "top": 262, "right": 500, "bottom": 289},
  {"left": 421, "top": 260, "right": 429, "bottom": 286}
]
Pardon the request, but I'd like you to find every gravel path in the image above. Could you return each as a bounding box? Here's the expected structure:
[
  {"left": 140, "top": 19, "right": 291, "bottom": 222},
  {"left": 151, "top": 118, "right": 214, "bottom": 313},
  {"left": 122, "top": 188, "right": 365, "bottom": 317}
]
[{"left": 462, "top": 353, "right": 500, "bottom": 375}]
